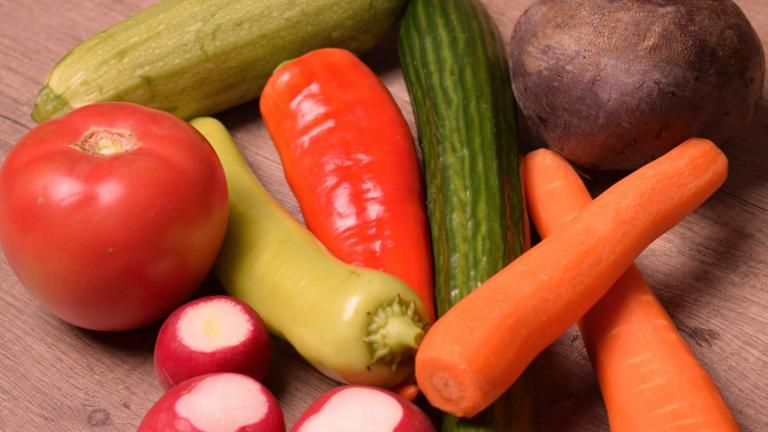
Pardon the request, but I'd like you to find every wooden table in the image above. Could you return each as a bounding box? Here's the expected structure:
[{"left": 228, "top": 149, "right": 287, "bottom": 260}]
[{"left": 1, "top": 1, "right": 766, "bottom": 430}]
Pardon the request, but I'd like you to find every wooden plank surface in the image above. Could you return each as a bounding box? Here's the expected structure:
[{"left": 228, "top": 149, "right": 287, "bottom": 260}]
[{"left": 1, "top": 0, "right": 766, "bottom": 430}]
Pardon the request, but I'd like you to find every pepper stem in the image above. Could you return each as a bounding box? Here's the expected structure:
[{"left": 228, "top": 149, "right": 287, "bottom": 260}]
[{"left": 363, "top": 295, "right": 428, "bottom": 371}]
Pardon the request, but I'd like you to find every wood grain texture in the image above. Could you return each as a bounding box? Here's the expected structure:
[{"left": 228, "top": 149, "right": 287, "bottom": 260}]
[{"left": 0, "top": 0, "right": 766, "bottom": 430}]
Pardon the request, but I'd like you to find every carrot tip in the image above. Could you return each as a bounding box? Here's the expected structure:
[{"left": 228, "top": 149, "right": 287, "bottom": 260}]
[
  {"left": 433, "top": 371, "right": 464, "bottom": 398},
  {"left": 416, "top": 359, "right": 485, "bottom": 417}
]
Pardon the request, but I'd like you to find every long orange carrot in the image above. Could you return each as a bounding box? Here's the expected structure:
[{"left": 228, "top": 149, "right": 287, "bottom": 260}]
[
  {"left": 523, "top": 147, "right": 738, "bottom": 431},
  {"left": 415, "top": 138, "right": 728, "bottom": 417}
]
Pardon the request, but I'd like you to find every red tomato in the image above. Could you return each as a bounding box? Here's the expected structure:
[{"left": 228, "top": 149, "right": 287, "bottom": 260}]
[{"left": 0, "top": 102, "right": 228, "bottom": 331}]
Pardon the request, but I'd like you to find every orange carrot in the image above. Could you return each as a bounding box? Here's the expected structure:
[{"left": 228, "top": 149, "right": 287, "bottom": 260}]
[
  {"left": 523, "top": 147, "right": 738, "bottom": 431},
  {"left": 414, "top": 138, "right": 728, "bottom": 418}
]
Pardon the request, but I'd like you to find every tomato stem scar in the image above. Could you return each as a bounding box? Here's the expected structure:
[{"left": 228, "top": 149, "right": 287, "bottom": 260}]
[{"left": 73, "top": 129, "right": 140, "bottom": 156}]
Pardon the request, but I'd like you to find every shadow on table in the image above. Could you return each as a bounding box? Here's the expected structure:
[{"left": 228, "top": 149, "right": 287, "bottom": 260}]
[
  {"left": 659, "top": 99, "right": 768, "bottom": 301},
  {"left": 72, "top": 273, "right": 226, "bottom": 355},
  {"left": 531, "top": 326, "right": 607, "bottom": 431}
]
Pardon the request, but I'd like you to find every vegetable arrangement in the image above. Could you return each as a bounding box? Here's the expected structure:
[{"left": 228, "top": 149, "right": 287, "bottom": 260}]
[
  {"left": 398, "top": 0, "right": 534, "bottom": 429},
  {"left": 415, "top": 138, "right": 728, "bottom": 417},
  {"left": 0, "top": 0, "right": 761, "bottom": 430},
  {"left": 522, "top": 149, "right": 739, "bottom": 431}
]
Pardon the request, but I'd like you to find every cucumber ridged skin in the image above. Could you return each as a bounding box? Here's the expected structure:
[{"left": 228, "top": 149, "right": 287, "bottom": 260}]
[
  {"left": 398, "top": 0, "right": 534, "bottom": 431},
  {"left": 32, "top": 0, "right": 407, "bottom": 122}
]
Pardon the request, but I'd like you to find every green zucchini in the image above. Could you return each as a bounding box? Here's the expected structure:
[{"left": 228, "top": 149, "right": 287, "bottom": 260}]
[
  {"left": 398, "top": 0, "right": 535, "bottom": 430},
  {"left": 32, "top": 0, "right": 407, "bottom": 122}
]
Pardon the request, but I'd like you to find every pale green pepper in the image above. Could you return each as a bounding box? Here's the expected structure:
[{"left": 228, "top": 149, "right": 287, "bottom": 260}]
[{"left": 190, "top": 117, "right": 428, "bottom": 387}]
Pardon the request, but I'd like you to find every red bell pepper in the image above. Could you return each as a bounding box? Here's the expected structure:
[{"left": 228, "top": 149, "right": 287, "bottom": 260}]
[{"left": 260, "top": 48, "right": 435, "bottom": 322}]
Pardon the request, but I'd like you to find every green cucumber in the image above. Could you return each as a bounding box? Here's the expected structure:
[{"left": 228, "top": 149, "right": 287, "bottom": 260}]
[
  {"left": 398, "top": 0, "right": 535, "bottom": 430},
  {"left": 32, "top": 0, "right": 407, "bottom": 122}
]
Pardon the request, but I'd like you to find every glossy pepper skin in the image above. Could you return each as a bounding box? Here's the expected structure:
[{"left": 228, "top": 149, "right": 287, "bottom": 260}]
[
  {"left": 260, "top": 48, "right": 435, "bottom": 322},
  {"left": 190, "top": 118, "right": 428, "bottom": 387}
]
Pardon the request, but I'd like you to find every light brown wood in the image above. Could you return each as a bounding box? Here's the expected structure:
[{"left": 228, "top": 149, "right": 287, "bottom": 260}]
[{"left": 0, "top": 0, "right": 766, "bottom": 430}]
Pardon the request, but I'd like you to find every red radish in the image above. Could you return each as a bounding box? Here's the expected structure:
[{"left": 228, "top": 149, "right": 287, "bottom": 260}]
[
  {"left": 154, "top": 295, "right": 270, "bottom": 389},
  {"left": 138, "top": 372, "right": 284, "bottom": 432},
  {"left": 291, "top": 385, "right": 435, "bottom": 432}
]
